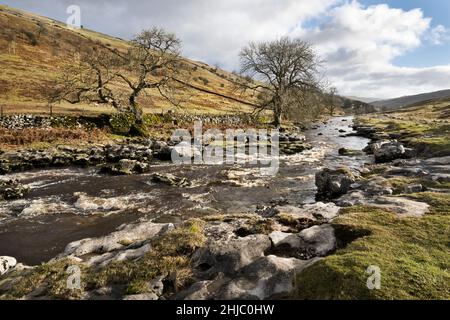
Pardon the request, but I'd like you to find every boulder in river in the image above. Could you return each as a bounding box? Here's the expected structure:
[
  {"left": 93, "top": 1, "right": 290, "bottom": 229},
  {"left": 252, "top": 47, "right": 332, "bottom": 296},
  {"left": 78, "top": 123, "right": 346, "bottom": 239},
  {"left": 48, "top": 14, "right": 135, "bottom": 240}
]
[
  {"left": 100, "top": 159, "right": 150, "bottom": 175},
  {"left": 280, "top": 142, "right": 313, "bottom": 155},
  {"left": 0, "top": 179, "right": 29, "bottom": 201},
  {"left": 0, "top": 256, "right": 17, "bottom": 275},
  {"left": 150, "top": 173, "right": 190, "bottom": 187},
  {"left": 315, "top": 167, "right": 355, "bottom": 199},
  {"left": 338, "top": 148, "right": 364, "bottom": 156},
  {"left": 370, "top": 140, "right": 413, "bottom": 163}
]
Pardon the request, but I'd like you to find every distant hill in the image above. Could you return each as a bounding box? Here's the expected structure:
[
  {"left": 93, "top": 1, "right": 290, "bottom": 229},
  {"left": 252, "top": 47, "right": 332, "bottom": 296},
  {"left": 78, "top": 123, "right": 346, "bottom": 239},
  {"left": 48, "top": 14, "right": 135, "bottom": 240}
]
[
  {"left": 372, "top": 89, "right": 450, "bottom": 110},
  {"left": 0, "top": 5, "right": 257, "bottom": 116},
  {"left": 345, "top": 96, "right": 379, "bottom": 104}
]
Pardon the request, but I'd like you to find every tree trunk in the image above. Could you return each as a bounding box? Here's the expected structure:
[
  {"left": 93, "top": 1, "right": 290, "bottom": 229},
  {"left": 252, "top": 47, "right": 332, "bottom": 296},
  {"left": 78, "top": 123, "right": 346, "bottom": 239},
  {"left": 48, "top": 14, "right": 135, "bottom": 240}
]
[
  {"left": 129, "top": 95, "right": 143, "bottom": 124},
  {"left": 273, "top": 108, "right": 282, "bottom": 128}
]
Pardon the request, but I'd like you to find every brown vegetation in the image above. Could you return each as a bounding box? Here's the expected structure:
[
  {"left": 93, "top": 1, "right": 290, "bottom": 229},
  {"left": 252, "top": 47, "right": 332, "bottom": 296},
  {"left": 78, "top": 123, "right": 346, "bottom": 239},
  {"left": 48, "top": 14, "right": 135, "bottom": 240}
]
[{"left": 0, "top": 127, "right": 105, "bottom": 148}]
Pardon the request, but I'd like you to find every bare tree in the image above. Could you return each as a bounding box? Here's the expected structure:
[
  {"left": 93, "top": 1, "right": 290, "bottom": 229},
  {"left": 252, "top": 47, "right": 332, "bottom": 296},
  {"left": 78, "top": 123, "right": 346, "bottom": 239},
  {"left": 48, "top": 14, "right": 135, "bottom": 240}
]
[
  {"left": 237, "top": 37, "right": 322, "bottom": 127},
  {"left": 52, "top": 27, "right": 187, "bottom": 131},
  {"left": 324, "top": 86, "right": 338, "bottom": 116},
  {"left": 285, "top": 87, "right": 325, "bottom": 124}
]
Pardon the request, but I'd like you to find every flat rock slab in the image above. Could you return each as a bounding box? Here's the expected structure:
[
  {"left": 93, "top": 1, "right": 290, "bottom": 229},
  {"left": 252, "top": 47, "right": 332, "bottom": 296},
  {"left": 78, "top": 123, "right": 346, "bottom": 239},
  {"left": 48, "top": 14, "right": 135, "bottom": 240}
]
[
  {"left": 371, "top": 196, "right": 430, "bottom": 217},
  {"left": 275, "top": 202, "right": 340, "bottom": 221},
  {"left": 178, "top": 255, "right": 320, "bottom": 300},
  {"left": 302, "top": 202, "right": 340, "bottom": 221},
  {"left": 61, "top": 222, "right": 174, "bottom": 258},
  {"left": 192, "top": 234, "right": 271, "bottom": 276}
]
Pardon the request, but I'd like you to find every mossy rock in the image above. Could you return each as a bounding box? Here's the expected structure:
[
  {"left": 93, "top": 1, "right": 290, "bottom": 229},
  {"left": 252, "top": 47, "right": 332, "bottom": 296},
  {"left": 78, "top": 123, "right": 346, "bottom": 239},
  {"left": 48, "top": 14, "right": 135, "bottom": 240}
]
[
  {"left": 109, "top": 113, "right": 137, "bottom": 135},
  {"left": 143, "top": 113, "right": 174, "bottom": 126}
]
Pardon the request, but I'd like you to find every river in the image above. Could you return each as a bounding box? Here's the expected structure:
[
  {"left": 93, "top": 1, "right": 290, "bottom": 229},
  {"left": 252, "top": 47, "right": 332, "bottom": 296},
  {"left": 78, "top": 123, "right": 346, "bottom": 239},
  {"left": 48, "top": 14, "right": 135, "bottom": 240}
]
[{"left": 0, "top": 116, "right": 371, "bottom": 265}]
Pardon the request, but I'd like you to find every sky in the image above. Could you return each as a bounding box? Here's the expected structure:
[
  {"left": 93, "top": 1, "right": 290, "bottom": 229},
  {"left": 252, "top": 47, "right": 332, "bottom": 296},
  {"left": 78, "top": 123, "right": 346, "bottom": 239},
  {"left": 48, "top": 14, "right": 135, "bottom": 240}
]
[{"left": 3, "top": 0, "right": 450, "bottom": 99}]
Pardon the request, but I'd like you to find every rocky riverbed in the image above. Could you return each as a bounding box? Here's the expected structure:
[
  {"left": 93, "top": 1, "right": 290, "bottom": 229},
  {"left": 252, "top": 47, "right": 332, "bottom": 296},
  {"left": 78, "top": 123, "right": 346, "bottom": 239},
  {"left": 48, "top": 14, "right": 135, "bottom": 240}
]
[{"left": 0, "top": 115, "right": 448, "bottom": 300}]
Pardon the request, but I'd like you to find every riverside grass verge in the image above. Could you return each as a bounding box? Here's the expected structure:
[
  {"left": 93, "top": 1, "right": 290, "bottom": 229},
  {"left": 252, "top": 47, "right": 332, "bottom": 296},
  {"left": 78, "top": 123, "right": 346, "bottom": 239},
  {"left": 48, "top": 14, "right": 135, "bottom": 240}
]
[{"left": 294, "top": 201, "right": 450, "bottom": 300}]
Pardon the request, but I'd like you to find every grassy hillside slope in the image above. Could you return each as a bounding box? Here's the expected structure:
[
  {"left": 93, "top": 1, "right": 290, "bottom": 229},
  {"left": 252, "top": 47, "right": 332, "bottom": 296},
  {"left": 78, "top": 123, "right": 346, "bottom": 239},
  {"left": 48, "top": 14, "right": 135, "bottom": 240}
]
[
  {"left": 0, "top": 5, "right": 257, "bottom": 116},
  {"left": 372, "top": 89, "right": 450, "bottom": 111}
]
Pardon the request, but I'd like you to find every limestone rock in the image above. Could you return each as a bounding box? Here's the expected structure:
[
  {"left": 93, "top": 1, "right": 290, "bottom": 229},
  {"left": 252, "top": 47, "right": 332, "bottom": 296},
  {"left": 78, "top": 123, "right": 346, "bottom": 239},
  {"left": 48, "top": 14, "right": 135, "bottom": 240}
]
[
  {"left": 371, "top": 196, "right": 429, "bottom": 217},
  {"left": 269, "top": 231, "right": 303, "bottom": 249},
  {"left": 301, "top": 202, "right": 340, "bottom": 221},
  {"left": 402, "top": 184, "right": 424, "bottom": 194},
  {"left": 192, "top": 234, "right": 271, "bottom": 277},
  {"left": 371, "top": 140, "right": 410, "bottom": 163},
  {"left": 315, "top": 167, "right": 355, "bottom": 199},
  {"left": 61, "top": 222, "right": 174, "bottom": 258},
  {"left": 298, "top": 224, "right": 336, "bottom": 257},
  {"left": 0, "top": 256, "right": 17, "bottom": 275},
  {"left": 214, "top": 256, "right": 319, "bottom": 300}
]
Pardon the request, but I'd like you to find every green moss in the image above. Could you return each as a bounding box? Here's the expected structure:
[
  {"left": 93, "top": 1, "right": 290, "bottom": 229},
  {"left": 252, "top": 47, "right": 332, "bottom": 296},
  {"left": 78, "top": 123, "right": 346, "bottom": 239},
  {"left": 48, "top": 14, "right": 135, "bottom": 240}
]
[
  {"left": 143, "top": 113, "right": 174, "bottom": 126},
  {"left": 294, "top": 206, "right": 450, "bottom": 300},
  {"left": 109, "top": 113, "right": 137, "bottom": 135}
]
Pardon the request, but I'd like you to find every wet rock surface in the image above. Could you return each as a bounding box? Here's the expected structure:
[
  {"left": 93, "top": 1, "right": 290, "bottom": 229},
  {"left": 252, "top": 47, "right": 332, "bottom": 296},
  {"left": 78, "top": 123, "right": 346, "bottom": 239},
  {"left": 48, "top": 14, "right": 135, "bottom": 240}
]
[
  {"left": 0, "top": 179, "right": 29, "bottom": 201},
  {"left": 150, "top": 173, "right": 190, "bottom": 187},
  {"left": 0, "top": 256, "right": 17, "bottom": 275}
]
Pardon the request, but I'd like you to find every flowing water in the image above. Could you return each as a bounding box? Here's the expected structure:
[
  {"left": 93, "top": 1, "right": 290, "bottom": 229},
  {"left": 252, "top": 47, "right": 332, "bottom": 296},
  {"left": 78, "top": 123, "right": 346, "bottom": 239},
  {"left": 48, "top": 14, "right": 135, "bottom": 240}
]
[{"left": 0, "top": 116, "right": 371, "bottom": 265}]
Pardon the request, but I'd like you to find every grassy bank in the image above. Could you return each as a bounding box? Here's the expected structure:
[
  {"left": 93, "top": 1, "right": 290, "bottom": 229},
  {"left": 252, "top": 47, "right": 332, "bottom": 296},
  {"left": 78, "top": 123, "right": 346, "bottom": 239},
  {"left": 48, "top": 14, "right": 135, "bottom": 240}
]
[
  {"left": 357, "top": 100, "right": 450, "bottom": 157},
  {"left": 294, "top": 200, "right": 450, "bottom": 300}
]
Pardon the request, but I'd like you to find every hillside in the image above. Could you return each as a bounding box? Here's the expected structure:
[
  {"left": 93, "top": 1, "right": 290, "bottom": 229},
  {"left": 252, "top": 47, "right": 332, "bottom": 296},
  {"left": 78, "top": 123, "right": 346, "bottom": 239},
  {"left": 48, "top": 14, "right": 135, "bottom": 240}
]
[
  {"left": 345, "top": 96, "right": 379, "bottom": 104},
  {"left": 0, "top": 5, "right": 257, "bottom": 116},
  {"left": 372, "top": 89, "right": 450, "bottom": 110}
]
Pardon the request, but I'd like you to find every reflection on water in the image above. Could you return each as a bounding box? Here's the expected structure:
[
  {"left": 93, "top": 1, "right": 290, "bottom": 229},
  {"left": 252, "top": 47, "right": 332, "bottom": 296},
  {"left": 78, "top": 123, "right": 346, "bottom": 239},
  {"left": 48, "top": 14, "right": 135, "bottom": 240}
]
[{"left": 0, "top": 116, "right": 372, "bottom": 265}]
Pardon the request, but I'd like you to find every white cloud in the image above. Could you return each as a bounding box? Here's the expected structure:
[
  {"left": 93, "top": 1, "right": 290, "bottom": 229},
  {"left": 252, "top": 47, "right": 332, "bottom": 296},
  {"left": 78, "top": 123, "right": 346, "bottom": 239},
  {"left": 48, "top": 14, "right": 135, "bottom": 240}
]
[
  {"left": 295, "top": 1, "right": 450, "bottom": 98},
  {"left": 429, "top": 25, "right": 450, "bottom": 45},
  {"left": 5, "top": 0, "right": 450, "bottom": 99}
]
